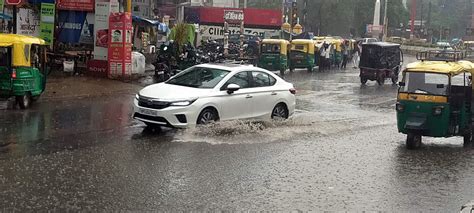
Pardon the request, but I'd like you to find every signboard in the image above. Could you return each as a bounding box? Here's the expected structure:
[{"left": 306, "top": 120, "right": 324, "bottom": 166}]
[
  {"left": 57, "top": 11, "right": 94, "bottom": 44},
  {"left": 94, "top": 1, "right": 119, "bottom": 60},
  {"left": 198, "top": 7, "right": 282, "bottom": 27},
  {"left": 197, "top": 24, "right": 278, "bottom": 46},
  {"left": 0, "top": 0, "right": 4, "bottom": 11},
  {"left": 57, "top": 0, "right": 94, "bottom": 11},
  {"left": 39, "top": 3, "right": 54, "bottom": 46},
  {"left": 224, "top": 10, "right": 243, "bottom": 24},
  {"left": 17, "top": 8, "right": 40, "bottom": 36},
  {"left": 6, "top": 0, "right": 22, "bottom": 5},
  {"left": 108, "top": 12, "right": 132, "bottom": 79}
]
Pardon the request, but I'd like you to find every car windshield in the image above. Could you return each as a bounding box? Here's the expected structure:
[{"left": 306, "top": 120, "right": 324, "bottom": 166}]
[
  {"left": 166, "top": 67, "right": 230, "bottom": 88},
  {"left": 261, "top": 43, "right": 281, "bottom": 53},
  {"left": 400, "top": 72, "right": 449, "bottom": 96}
]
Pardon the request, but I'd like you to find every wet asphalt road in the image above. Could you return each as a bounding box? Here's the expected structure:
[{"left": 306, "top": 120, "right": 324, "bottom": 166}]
[{"left": 1, "top": 57, "right": 474, "bottom": 211}]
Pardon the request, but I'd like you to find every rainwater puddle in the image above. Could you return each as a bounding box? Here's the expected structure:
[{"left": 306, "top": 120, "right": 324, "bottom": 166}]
[{"left": 171, "top": 109, "right": 395, "bottom": 145}]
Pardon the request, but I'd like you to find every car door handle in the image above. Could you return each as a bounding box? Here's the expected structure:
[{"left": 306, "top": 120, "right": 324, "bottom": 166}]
[
  {"left": 271, "top": 92, "right": 277, "bottom": 95},
  {"left": 246, "top": 95, "right": 253, "bottom": 99}
]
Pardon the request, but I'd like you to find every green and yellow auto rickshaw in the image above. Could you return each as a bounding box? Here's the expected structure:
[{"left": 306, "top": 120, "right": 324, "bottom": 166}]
[
  {"left": 258, "top": 39, "right": 290, "bottom": 75},
  {"left": 289, "top": 39, "right": 315, "bottom": 72},
  {"left": 0, "top": 34, "right": 48, "bottom": 109},
  {"left": 396, "top": 51, "right": 474, "bottom": 149}
]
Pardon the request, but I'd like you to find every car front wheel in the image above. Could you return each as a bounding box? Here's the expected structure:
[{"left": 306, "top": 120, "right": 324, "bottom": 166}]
[
  {"left": 197, "top": 108, "right": 219, "bottom": 125},
  {"left": 271, "top": 103, "right": 289, "bottom": 120}
]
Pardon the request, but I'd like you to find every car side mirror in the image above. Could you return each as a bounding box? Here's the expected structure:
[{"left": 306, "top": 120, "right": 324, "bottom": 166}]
[
  {"left": 469, "top": 76, "right": 472, "bottom": 80},
  {"left": 398, "top": 82, "right": 406, "bottom": 86},
  {"left": 226, "top": 84, "right": 241, "bottom": 94},
  {"left": 437, "top": 84, "right": 445, "bottom": 89}
]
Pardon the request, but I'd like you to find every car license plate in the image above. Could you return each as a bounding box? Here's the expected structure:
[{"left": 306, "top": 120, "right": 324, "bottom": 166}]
[
  {"left": 139, "top": 108, "right": 158, "bottom": 116},
  {"left": 157, "top": 71, "right": 164, "bottom": 75}
]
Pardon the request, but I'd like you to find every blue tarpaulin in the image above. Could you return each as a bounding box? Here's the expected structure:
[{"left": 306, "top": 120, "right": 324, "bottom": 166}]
[{"left": 0, "top": 13, "right": 12, "bottom": 20}]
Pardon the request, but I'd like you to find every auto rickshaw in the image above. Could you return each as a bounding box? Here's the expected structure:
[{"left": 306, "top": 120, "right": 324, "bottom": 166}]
[
  {"left": 359, "top": 42, "right": 403, "bottom": 85},
  {"left": 396, "top": 51, "right": 474, "bottom": 149},
  {"left": 289, "top": 39, "right": 315, "bottom": 72},
  {"left": 258, "top": 39, "right": 290, "bottom": 75},
  {"left": 0, "top": 34, "right": 48, "bottom": 109}
]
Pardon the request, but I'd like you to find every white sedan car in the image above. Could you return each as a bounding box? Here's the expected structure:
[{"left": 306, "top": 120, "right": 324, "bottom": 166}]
[{"left": 133, "top": 64, "right": 296, "bottom": 128}]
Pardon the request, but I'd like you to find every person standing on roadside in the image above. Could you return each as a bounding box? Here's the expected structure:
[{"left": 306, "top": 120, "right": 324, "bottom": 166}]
[
  {"left": 319, "top": 42, "right": 327, "bottom": 71},
  {"left": 341, "top": 41, "right": 349, "bottom": 69}
]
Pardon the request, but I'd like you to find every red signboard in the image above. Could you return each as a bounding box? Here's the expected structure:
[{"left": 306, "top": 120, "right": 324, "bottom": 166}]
[
  {"left": 198, "top": 7, "right": 282, "bottom": 27},
  {"left": 108, "top": 12, "right": 132, "bottom": 79},
  {"left": 6, "top": 0, "right": 23, "bottom": 5},
  {"left": 87, "top": 59, "right": 108, "bottom": 78},
  {"left": 57, "top": 0, "right": 94, "bottom": 11}
]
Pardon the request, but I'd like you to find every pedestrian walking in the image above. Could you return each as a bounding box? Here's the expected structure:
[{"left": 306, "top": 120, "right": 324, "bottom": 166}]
[{"left": 341, "top": 41, "right": 349, "bottom": 69}]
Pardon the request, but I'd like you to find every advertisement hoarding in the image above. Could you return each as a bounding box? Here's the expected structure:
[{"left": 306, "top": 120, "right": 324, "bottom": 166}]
[
  {"left": 17, "top": 8, "right": 40, "bottom": 36},
  {"left": 57, "top": 11, "right": 94, "bottom": 44},
  {"left": 108, "top": 12, "right": 132, "bottom": 79},
  {"left": 40, "top": 3, "right": 55, "bottom": 46},
  {"left": 57, "top": 0, "right": 94, "bottom": 11},
  {"left": 93, "top": 1, "right": 119, "bottom": 60},
  {"left": 197, "top": 24, "right": 278, "bottom": 45}
]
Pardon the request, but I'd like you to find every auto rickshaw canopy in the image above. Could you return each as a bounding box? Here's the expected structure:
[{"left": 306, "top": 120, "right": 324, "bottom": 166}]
[
  {"left": 0, "top": 34, "right": 46, "bottom": 67},
  {"left": 406, "top": 60, "right": 474, "bottom": 76},
  {"left": 291, "top": 39, "right": 315, "bottom": 53},
  {"left": 261, "top": 39, "right": 290, "bottom": 54}
]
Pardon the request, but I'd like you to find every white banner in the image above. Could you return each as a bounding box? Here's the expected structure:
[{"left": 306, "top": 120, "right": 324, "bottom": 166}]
[
  {"left": 93, "top": 1, "right": 119, "bottom": 60},
  {"left": 197, "top": 24, "right": 279, "bottom": 46},
  {"left": 17, "top": 8, "right": 40, "bottom": 37}
]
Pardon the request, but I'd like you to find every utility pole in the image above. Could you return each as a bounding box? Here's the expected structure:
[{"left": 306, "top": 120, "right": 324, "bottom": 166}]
[
  {"left": 383, "top": 0, "right": 388, "bottom": 41},
  {"left": 420, "top": 0, "right": 423, "bottom": 37},
  {"left": 410, "top": 0, "right": 416, "bottom": 39}
]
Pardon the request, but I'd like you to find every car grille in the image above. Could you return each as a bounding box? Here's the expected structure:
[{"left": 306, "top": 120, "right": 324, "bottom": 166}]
[
  {"left": 138, "top": 96, "right": 170, "bottom": 109},
  {"left": 134, "top": 113, "right": 169, "bottom": 124}
]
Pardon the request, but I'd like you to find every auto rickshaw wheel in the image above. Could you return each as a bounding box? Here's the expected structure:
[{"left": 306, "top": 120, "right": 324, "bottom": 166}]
[
  {"left": 360, "top": 77, "right": 368, "bottom": 85},
  {"left": 376, "top": 75, "right": 385, "bottom": 86},
  {"left": 280, "top": 69, "right": 285, "bottom": 76},
  {"left": 463, "top": 125, "right": 473, "bottom": 146},
  {"left": 17, "top": 93, "right": 31, "bottom": 109},
  {"left": 406, "top": 133, "right": 422, "bottom": 149},
  {"left": 391, "top": 75, "right": 399, "bottom": 85}
]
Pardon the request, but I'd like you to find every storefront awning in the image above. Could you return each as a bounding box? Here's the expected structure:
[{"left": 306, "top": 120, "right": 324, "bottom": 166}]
[{"left": 132, "top": 15, "right": 160, "bottom": 26}]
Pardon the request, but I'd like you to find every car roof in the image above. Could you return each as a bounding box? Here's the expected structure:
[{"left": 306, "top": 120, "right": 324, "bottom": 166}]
[
  {"left": 362, "top": 42, "right": 400, "bottom": 47},
  {"left": 406, "top": 60, "right": 474, "bottom": 76},
  {"left": 195, "top": 63, "right": 263, "bottom": 72}
]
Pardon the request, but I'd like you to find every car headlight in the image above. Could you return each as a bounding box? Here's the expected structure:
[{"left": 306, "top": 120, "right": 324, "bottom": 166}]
[
  {"left": 170, "top": 98, "right": 198, "bottom": 106},
  {"left": 135, "top": 94, "right": 140, "bottom": 100}
]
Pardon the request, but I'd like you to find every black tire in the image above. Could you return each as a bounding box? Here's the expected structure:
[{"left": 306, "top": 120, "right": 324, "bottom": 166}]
[
  {"left": 197, "top": 108, "right": 219, "bottom": 125},
  {"left": 280, "top": 68, "right": 285, "bottom": 76},
  {"left": 377, "top": 75, "right": 385, "bottom": 86},
  {"left": 360, "top": 77, "right": 368, "bottom": 85},
  {"left": 31, "top": 95, "right": 40, "bottom": 102},
  {"left": 463, "top": 125, "right": 473, "bottom": 146},
  {"left": 271, "top": 103, "right": 289, "bottom": 120},
  {"left": 406, "top": 133, "right": 422, "bottom": 149},
  {"left": 391, "top": 75, "right": 399, "bottom": 85},
  {"left": 17, "top": 93, "right": 31, "bottom": 109}
]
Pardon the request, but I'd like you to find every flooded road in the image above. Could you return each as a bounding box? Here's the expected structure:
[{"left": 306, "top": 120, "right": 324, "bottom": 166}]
[{"left": 1, "top": 58, "right": 473, "bottom": 211}]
